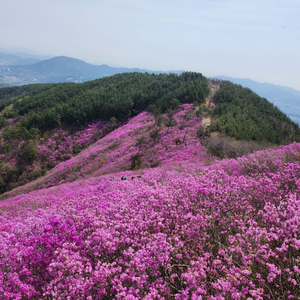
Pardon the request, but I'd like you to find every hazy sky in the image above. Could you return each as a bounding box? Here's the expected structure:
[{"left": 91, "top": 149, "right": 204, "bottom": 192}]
[{"left": 1, "top": 0, "right": 300, "bottom": 90}]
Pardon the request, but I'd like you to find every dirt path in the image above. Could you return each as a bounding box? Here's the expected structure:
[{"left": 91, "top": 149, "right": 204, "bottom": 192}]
[
  {"left": 202, "top": 81, "right": 220, "bottom": 129},
  {"left": 202, "top": 117, "right": 211, "bottom": 128},
  {"left": 205, "top": 81, "right": 220, "bottom": 107}
]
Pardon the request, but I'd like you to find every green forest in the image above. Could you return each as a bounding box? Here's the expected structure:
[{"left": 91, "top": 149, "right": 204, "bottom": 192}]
[
  {"left": 1, "top": 72, "right": 299, "bottom": 146},
  {"left": 1, "top": 73, "right": 299, "bottom": 145},
  {"left": 211, "top": 81, "right": 300, "bottom": 144},
  {"left": 0, "top": 72, "right": 209, "bottom": 131}
]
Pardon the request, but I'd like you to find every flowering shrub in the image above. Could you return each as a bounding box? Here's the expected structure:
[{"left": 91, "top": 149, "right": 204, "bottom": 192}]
[
  {"left": 2, "top": 104, "right": 211, "bottom": 199},
  {"left": 0, "top": 120, "right": 111, "bottom": 193},
  {"left": 0, "top": 141, "right": 299, "bottom": 299}
]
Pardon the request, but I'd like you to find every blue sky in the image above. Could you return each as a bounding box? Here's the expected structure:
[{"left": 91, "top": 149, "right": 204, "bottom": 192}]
[{"left": 1, "top": 0, "right": 300, "bottom": 90}]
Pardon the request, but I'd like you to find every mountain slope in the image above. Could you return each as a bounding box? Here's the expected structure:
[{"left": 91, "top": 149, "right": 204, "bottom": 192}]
[
  {"left": 0, "top": 72, "right": 299, "bottom": 197},
  {"left": 1, "top": 72, "right": 300, "bottom": 298},
  {"left": 210, "top": 80, "right": 300, "bottom": 143},
  {"left": 0, "top": 72, "right": 210, "bottom": 195},
  {"left": 215, "top": 75, "right": 300, "bottom": 124},
  {"left": 0, "top": 140, "right": 299, "bottom": 299},
  {"left": 1, "top": 104, "right": 212, "bottom": 199}
]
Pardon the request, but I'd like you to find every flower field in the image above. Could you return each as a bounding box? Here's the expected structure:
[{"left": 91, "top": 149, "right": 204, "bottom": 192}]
[{"left": 0, "top": 117, "right": 300, "bottom": 299}]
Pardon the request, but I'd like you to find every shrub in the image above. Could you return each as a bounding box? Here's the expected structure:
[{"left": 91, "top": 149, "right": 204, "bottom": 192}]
[
  {"left": 150, "top": 159, "right": 161, "bottom": 168},
  {"left": 204, "top": 135, "right": 273, "bottom": 158},
  {"left": 17, "top": 142, "right": 38, "bottom": 165},
  {"left": 164, "top": 115, "right": 178, "bottom": 132},
  {"left": 135, "top": 136, "right": 148, "bottom": 152},
  {"left": 149, "top": 128, "right": 160, "bottom": 145},
  {"left": 0, "top": 176, "right": 5, "bottom": 193},
  {"left": 130, "top": 153, "right": 143, "bottom": 170}
]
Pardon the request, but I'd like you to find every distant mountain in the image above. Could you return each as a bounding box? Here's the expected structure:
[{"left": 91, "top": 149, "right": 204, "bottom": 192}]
[
  {"left": 0, "top": 83, "right": 12, "bottom": 89},
  {"left": 0, "top": 51, "right": 40, "bottom": 66},
  {"left": 214, "top": 76, "right": 300, "bottom": 124},
  {"left": 0, "top": 55, "right": 180, "bottom": 86}
]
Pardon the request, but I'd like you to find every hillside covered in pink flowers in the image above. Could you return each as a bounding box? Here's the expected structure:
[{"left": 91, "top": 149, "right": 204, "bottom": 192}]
[
  {"left": 1, "top": 72, "right": 299, "bottom": 196},
  {"left": 0, "top": 72, "right": 300, "bottom": 299}
]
